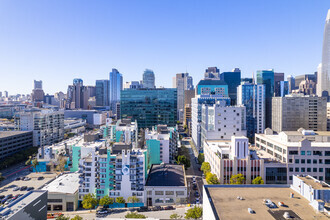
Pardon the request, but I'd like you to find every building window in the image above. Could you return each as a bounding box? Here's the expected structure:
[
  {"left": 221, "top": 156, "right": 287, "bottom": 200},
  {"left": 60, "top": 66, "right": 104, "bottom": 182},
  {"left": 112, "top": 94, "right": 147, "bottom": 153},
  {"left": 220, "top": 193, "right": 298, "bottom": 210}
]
[
  {"left": 319, "top": 168, "right": 323, "bottom": 172},
  {"left": 48, "top": 199, "right": 63, "bottom": 203},
  {"left": 307, "top": 151, "right": 311, "bottom": 156},
  {"left": 301, "top": 151, "right": 305, "bottom": 155},
  {"left": 319, "top": 176, "right": 323, "bottom": 181},
  {"left": 313, "top": 159, "right": 317, "bottom": 164},
  {"left": 289, "top": 176, "right": 293, "bottom": 180},
  {"left": 147, "top": 191, "right": 152, "bottom": 195},
  {"left": 313, "top": 168, "right": 317, "bottom": 172},
  {"left": 307, "top": 168, "right": 311, "bottom": 172},
  {"left": 301, "top": 168, "right": 305, "bottom": 172},
  {"left": 289, "top": 168, "right": 293, "bottom": 172},
  {"left": 325, "top": 151, "right": 330, "bottom": 156},
  {"left": 295, "top": 168, "right": 299, "bottom": 172},
  {"left": 289, "top": 159, "right": 293, "bottom": 163},
  {"left": 295, "top": 159, "right": 299, "bottom": 164},
  {"left": 53, "top": 205, "right": 63, "bottom": 211},
  {"left": 155, "top": 191, "right": 164, "bottom": 195},
  {"left": 301, "top": 159, "right": 305, "bottom": 164},
  {"left": 289, "top": 151, "right": 298, "bottom": 155},
  {"left": 307, "top": 159, "right": 311, "bottom": 164},
  {"left": 176, "top": 191, "right": 184, "bottom": 196},
  {"left": 319, "top": 159, "right": 323, "bottom": 164},
  {"left": 325, "top": 159, "right": 330, "bottom": 164}
]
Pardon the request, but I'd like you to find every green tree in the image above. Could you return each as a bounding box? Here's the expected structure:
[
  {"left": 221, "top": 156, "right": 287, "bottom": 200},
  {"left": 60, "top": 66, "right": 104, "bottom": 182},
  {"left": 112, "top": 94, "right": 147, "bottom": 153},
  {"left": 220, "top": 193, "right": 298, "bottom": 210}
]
[
  {"left": 185, "top": 206, "right": 203, "bottom": 219},
  {"left": 56, "top": 156, "right": 67, "bottom": 172},
  {"left": 125, "top": 212, "right": 146, "bottom": 218},
  {"left": 206, "top": 173, "right": 219, "bottom": 184},
  {"left": 252, "top": 176, "right": 264, "bottom": 184},
  {"left": 56, "top": 216, "right": 70, "bottom": 220},
  {"left": 0, "top": 173, "right": 5, "bottom": 182},
  {"left": 71, "top": 216, "right": 83, "bottom": 220},
  {"left": 201, "top": 162, "right": 211, "bottom": 175},
  {"left": 197, "top": 153, "right": 204, "bottom": 164},
  {"left": 115, "top": 196, "right": 126, "bottom": 204},
  {"left": 99, "top": 195, "right": 114, "bottom": 206},
  {"left": 170, "top": 213, "right": 183, "bottom": 219},
  {"left": 32, "top": 158, "right": 39, "bottom": 172},
  {"left": 177, "top": 155, "right": 190, "bottom": 169},
  {"left": 127, "top": 196, "right": 140, "bottom": 207},
  {"left": 230, "top": 174, "right": 245, "bottom": 184},
  {"left": 82, "top": 193, "right": 98, "bottom": 210}
]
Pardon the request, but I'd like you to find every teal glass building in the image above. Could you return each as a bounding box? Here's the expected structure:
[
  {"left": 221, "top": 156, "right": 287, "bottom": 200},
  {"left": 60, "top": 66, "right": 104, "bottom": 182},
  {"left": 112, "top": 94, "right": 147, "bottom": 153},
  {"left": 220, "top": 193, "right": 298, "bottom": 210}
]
[{"left": 120, "top": 88, "right": 177, "bottom": 128}]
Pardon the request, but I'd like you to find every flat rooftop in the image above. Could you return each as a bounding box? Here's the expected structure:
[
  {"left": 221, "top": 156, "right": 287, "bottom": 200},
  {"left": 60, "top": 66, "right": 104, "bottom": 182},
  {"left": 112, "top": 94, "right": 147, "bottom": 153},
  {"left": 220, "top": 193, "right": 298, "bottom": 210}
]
[
  {"left": 146, "top": 164, "right": 186, "bottom": 187},
  {"left": 205, "top": 185, "right": 329, "bottom": 220},
  {"left": 42, "top": 173, "right": 80, "bottom": 194},
  {"left": 0, "top": 131, "right": 32, "bottom": 139},
  {"left": 297, "top": 175, "right": 330, "bottom": 190}
]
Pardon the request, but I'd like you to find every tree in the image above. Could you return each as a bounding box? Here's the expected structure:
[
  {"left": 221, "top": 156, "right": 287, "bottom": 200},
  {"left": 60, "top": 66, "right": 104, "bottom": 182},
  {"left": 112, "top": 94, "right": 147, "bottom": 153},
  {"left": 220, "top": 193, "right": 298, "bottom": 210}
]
[
  {"left": 125, "top": 212, "right": 146, "bottom": 219},
  {"left": 127, "top": 196, "right": 140, "bottom": 207},
  {"left": 252, "top": 176, "right": 264, "bottom": 184},
  {"left": 82, "top": 193, "right": 98, "bottom": 210},
  {"left": 71, "top": 216, "right": 83, "bottom": 220},
  {"left": 206, "top": 173, "right": 219, "bottom": 184},
  {"left": 197, "top": 153, "right": 204, "bottom": 164},
  {"left": 32, "top": 158, "right": 39, "bottom": 172},
  {"left": 230, "top": 174, "right": 245, "bottom": 184},
  {"left": 56, "top": 156, "right": 67, "bottom": 172},
  {"left": 115, "top": 196, "right": 125, "bottom": 204},
  {"left": 170, "top": 213, "right": 183, "bottom": 219},
  {"left": 177, "top": 155, "right": 190, "bottom": 169},
  {"left": 99, "top": 195, "right": 114, "bottom": 206},
  {"left": 185, "top": 206, "right": 203, "bottom": 219},
  {"left": 201, "top": 162, "right": 211, "bottom": 175},
  {"left": 0, "top": 173, "right": 5, "bottom": 182},
  {"left": 56, "top": 216, "right": 70, "bottom": 220}
]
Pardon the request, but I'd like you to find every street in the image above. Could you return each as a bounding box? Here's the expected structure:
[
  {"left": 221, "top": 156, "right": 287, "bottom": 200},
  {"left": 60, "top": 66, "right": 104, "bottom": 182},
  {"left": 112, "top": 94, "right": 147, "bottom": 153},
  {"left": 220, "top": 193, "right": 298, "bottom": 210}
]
[{"left": 182, "top": 139, "right": 204, "bottom": 205}]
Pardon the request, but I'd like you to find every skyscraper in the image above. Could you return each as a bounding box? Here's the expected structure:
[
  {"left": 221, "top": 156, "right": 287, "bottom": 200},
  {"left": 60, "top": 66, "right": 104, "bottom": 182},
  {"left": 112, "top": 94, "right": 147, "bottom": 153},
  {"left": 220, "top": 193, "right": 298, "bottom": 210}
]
[
  {"left": 256, "top": 69, "right": 274, "bottom": 128},
  {"left": 66, "top": 79, "right": 91, "bottom": 109},
  {"left": 95, "top": 80, "right": 109, "bottom": 107},
  {"left": 173, "top": 73, "right": 194, "bottom": 122},
  {"left": 274, "top": 72, "right": 284, "bottom": 97},
  {"left": 142, "top": 69, "right": 155, "bottom": 89},
  {"left": 34, "top": 80, "right": 43, "bottom": 90},
  {"left": 317, "top": 9, "right": 330, "bottom": 99},
  {"left": 220, "top": 68, "right": 241, "bottom": 105},
  {"left": 287, "top": 75, "right": 295, "bottom": 93},
  {"left": 32, "top": 80, "right": 44, "bottom": 102},
  {"left": 204, "top": 67, "right": 220, "bottom": 80},
  {"left": 109, "top": 68, "right": 123, "bottom": 113},
  {"left": 237, "top": 83, "right": 265, "bottom": 142}
]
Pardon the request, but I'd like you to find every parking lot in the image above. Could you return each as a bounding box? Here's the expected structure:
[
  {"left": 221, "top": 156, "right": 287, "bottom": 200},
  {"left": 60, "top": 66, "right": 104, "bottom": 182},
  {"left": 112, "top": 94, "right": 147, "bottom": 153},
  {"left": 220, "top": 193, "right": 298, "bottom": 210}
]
[{"left": 0, "top": 172, "right": 56, "bottom": 197}]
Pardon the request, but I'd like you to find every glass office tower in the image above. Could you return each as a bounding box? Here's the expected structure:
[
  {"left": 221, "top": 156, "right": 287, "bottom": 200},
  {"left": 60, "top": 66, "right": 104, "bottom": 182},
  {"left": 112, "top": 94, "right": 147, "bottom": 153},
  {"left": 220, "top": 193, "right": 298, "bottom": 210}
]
[
  {"left": 120, "top": 88, "right": 177, "bottom": 128},
  {"left": 220, "top": 68, "right": 241, "bottom": 105}
]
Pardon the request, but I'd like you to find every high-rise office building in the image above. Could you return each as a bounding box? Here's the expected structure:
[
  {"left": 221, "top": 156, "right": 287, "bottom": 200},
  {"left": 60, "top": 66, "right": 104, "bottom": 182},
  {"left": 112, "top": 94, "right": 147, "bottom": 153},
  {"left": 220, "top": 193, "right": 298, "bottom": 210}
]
[
  {"left": 66, "top": 79, "right": 91, "bottom": 109},
  {"left": 109, "top": 68, "right": 123, "bottom": 113},
  {"left": 204, "top": 67, "right": 220, "bottom": 79},
  {"left": 272, "top": 94, "right": 327, "bottom": 133},
  {"left": 32, "top": 80, "right": 45, "bottom": 102},
  {"left": 173, "top": 73, "right": 194, "bottom": 122},
  {"left": 257, "top": 69, "right": 274, "bottom": 128},
  {"left": 237, "top": 83, "right": 265, "bottom": 142},
  {"left": 317, "top": 9, "right": 330, "bottom": 98},
  {"left": 279, "top": 81, "right": 289, "bottom": 97},
  {"left": 274, "top": 72, "right": 284, "bottom": 97},
  {"left": 124, "top": 81, "right": 142, "bottom": 89},
  {"left": 287, "top": 75, "right": 295, "bottom": 93},
  {"left": 220, "top": 68, "right": 241, "bottom": 105},
  {"left": 120, "top": 88, "right": 177, "bottom": 128},
  {"left": 95, "top": 80, "right": 109, "bottom": 107},
  {"left": 142, "top": 69, "right": 155, "bottom": 89}
]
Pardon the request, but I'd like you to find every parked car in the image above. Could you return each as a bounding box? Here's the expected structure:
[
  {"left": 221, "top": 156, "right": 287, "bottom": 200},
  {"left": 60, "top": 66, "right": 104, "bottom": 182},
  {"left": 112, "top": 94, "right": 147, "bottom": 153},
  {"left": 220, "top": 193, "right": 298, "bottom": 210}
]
[
  {"left": 27, "top": 187, "right": 34, "bottom": 191},
  {"left": 20, "top": 186, "right": 27, "bottom": 191},
  {"left": 152, "top": 206, "right": 162, "bottom": 211},
  {"left": 192, "top": 184, "right": 197, "bottom": 190},
  {"left": 164, "top": 206, "right": 174, "bottom": 210},
  {"left": 196, "top": 198, "right": 200, "bottom": 204},
  {"left": 194, "top": 191, "right": 200, "bottom": 197},
  {"left": 137, "top": 206, "right": 149, "bottom": 212},
  {"left": 0, "top": 195, "right": 5, "bottom": 200},
  {"left": 15, "top": 177, "right": 21, "bottom": 181},
  {"left": 96, "top": 210, "right": 108, "bottom": 214},
  {"left": 13, "top": 187, "right": 20, "bottom": 191},
  {"left": 24, "top": 177, "right": 31, "bottom": 181},
  {"left": 37, "top": 176, "right": 44, "bottom": 180}
]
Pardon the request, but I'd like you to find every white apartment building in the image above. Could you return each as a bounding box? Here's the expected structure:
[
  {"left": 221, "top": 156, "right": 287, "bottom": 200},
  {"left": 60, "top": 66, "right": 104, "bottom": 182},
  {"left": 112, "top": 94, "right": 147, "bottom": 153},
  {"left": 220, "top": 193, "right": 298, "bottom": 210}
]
[
  {"left": 201, "top": 101, "right": 246, "bottom": 149},
  {"left": 255, "top": 128, "right": 330, "bottom": 184},
  {"left": 145, "top": 125, "right": 178, "bottom": 164},
  {"left": 15, "top": 108, "right": 64, "bottom": 150},
  {"left": 107, "top": 119, "right": 138, "bottom": 145},
  {"left": 204, "top": 136, "right": 264, "bottom": 184}
]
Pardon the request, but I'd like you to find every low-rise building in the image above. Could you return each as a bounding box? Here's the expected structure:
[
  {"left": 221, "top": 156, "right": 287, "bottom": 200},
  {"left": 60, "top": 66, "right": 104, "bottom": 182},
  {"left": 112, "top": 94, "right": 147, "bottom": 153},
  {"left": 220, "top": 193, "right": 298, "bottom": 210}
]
[
  {"left": 203, "top": 184, "right": 329, "bottom": 220},
  {"left": 204, "top": 136, "right": 264, "bottom": 184},
  {"left": 0, "top": 131, "right": 33, "bottom": 159},
  {"left": 105, "top": 119, "right": 138, "bottom": 145},
  {"left": 42, "top": 173, "right": 80, "bottom": 211},
  {"left": 145, "top": 164, "right": 187, "bottom": 206},
  {"left": 255, "top": 128, "right": 330, "bottom": 184},
  {"left": 0, "top": 190, "right": 48, "bottom": 220}
]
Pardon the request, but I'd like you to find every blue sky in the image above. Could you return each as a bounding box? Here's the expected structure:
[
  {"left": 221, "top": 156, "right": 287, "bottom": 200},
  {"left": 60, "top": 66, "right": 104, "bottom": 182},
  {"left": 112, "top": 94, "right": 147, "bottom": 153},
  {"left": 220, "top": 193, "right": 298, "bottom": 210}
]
[{"left": 0, "top": 0, "right": 329, "bottom": 94}]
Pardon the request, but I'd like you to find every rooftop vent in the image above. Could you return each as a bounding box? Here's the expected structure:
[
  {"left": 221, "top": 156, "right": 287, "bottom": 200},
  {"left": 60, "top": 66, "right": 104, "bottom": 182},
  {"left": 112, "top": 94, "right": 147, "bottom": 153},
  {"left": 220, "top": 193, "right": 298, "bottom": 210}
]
[{"left": 283, "top": 212, "right": 291, "bottom": 219}]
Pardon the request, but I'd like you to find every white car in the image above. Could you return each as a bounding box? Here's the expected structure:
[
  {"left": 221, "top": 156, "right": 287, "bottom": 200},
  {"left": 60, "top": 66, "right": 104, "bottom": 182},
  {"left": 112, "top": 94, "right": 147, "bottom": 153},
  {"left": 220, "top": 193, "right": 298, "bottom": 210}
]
[{"left": 13, "top": 187, "right": 19, "bottom": 191}]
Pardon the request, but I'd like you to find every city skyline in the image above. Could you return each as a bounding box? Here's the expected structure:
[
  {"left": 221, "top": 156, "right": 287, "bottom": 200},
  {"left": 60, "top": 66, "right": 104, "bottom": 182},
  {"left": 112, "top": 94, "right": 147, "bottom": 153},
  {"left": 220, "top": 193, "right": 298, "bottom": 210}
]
[{"left": 0, "top": 1, "right": 329, "bottom": 94}]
